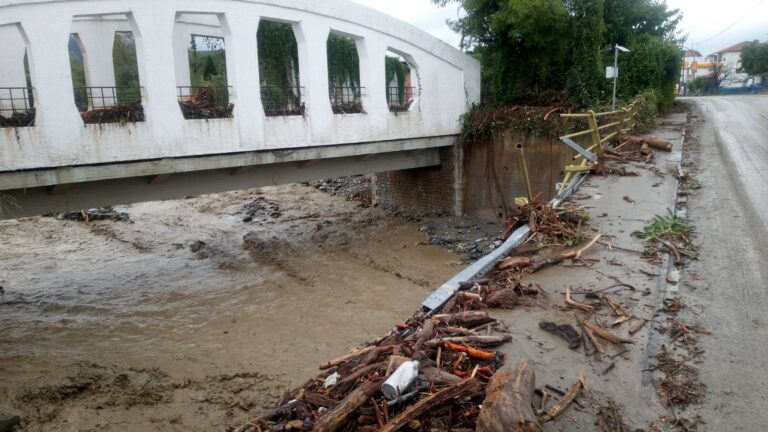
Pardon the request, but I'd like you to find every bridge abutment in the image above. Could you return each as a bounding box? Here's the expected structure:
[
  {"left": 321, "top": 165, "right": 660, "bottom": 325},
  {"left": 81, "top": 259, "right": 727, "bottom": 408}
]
[{"left": 373, "top": 144, "right": 463, "bottom": 216}]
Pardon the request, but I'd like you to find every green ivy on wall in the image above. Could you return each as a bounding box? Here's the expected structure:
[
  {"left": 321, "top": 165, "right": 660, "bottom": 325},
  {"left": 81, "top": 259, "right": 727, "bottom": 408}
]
[
  {"left": 327, "top": 34, "right": 360, "bottom": 88},
  {"left": 257, "top": 20, "right": 300, "bottom": 88}
]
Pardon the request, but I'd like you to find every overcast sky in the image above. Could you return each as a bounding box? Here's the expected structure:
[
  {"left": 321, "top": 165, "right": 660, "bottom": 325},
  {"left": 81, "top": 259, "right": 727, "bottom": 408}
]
[{"left": 353, "top": 0, "right": 768, "bottom": 55}]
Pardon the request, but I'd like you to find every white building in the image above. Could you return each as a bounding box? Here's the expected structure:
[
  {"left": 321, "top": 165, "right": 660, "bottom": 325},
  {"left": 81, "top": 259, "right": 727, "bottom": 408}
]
[{"left": 706, "top": 41, "right": 762, "bottom": 89}]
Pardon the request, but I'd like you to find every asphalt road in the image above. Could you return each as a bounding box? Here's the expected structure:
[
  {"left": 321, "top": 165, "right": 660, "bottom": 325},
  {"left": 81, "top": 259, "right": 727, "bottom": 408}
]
[{"left": 683, "top": 95, "right": 768, "bottom": 431}]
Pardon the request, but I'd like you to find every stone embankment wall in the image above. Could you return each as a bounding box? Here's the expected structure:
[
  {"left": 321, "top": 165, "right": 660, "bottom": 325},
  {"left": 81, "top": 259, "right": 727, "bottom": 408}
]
[{"left": 373, "top": 131, "right": 575, "bottom": 219}]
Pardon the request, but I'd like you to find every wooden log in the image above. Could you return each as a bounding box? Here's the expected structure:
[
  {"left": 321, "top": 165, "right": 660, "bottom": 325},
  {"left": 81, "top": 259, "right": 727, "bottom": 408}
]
[
  {"left": 331, "top": 362, "right": 385, "bottom": 397},
  {"left": 565, "top": 287, "right": 594, "bottom": 313},
  {"left": 539, "top": 373, "right": 586, "bottom": 423},
  {"left": 422, "top": 335, "right": 512, "bottom": 350},
  {"left": 577, "top": 317, "right": 635, "bottom": 345},
  {"left": 320, "top": 346, "right": 375, "bottom": 370},
  {"left": 303, "top": 391, "right": 339, "bottom": 409},
  {"left": 476, "top": 361, "right": 543, "bottom": 432},
  {"left": 315, "top": 380, "right": 383, "bottom": 432},
  {"left": 418, "top": 366, "right": 462, "bottom": 385},
  {"left": 434, "top": 311, "right": 495, "bottom": 328},
  {"left": 625, "top": 135, "right": 673, "bottom": 152},
  {"left": 352, "top": 345, "right": 394, "bottom": 372},
  {"left": 412, "top": 319, "right": 435, "bottom": 352},
  {"left": 629, "top": 318, "right": 648, "bottom": 335},
  {"left": 498, "top": 256, "right": 531, "bottom": 270},
  {"left": 379, "top": 378, "right": 482, "bottom": 432}
]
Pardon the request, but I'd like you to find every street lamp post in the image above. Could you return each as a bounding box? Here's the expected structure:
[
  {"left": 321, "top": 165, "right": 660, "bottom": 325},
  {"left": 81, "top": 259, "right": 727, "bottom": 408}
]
[{"left": 612, "top": 44, "right": 630, "bottom": 111}]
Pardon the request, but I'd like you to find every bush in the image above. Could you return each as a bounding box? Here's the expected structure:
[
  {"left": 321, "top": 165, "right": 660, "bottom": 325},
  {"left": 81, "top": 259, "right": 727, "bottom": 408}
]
[{"left": 632, "top": 90, "right": 660, "bottom": 131}]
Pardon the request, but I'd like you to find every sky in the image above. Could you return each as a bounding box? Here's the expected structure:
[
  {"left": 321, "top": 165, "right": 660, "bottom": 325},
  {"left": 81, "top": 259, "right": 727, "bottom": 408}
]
[{"left": 352, "top": 0, "right": 768, "bottom": 55}]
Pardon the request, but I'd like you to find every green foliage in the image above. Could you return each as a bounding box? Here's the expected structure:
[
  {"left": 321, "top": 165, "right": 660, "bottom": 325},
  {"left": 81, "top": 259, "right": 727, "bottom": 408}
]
[
  {"left": 565, "top": 0, "right": 606, "bottom": 109},
  {"left": 257, "top": 20, "right": 300, "bottom": 88},
  {"left": 632, "top": 89, "right": 660, "bottom": 130},
  {"left": 188, "top": 36, "right": 229, "bottom": 105},
  {"left": 327, "top": 34, "right": 360, "bottom": 88},
  {"left": 432, "top": 0, "right": 682, "bottom": 110},
  {"left": 385, "top": 55, "right": 410, "bottom": 102},
  {"left": 113, "top": 32, "right": 140, "bottom": 103},
  {"left": 617, "top": 35, "right": 680, "bottom": 112},
  {"left": 636, "top": 210, "right": 689, "bottom": 242},
  {"left": 741, "top": 40, "right": 768, "bottom": 87}
]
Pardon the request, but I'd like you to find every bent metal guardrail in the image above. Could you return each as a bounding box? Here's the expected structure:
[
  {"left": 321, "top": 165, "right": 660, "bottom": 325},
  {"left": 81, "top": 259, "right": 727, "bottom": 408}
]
[{"left": 556, "top": 102, "right": 639, "bottom": 193}]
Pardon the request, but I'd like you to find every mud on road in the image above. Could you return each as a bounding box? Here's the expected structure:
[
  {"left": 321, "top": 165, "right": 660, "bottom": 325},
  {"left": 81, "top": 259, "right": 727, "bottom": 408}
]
[{"left": 0, "top": 183, "right": 466, "bottom": 431}]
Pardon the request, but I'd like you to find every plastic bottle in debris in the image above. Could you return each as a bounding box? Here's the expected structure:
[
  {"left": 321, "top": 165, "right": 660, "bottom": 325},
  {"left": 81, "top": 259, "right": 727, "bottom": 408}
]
[{"left": 381, "top": 360, "right": 420, "bottom": 400}]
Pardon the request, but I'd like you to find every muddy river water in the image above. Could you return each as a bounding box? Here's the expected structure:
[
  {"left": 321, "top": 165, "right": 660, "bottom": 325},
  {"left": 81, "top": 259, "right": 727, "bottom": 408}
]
[{"left": 0, "top": 184, "right": 463, "bottom": 431}]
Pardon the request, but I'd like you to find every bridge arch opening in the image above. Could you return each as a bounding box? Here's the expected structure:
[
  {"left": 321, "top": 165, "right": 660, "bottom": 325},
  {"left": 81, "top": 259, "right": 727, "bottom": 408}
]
[
  {"left": 174, "top": 13, "right": 233, "bottom": 120},
  {"left": 257, "top": 19, "right": 303, "bottom": 117},
  {"left": 69, "top": 13, "right": 145, "bottom": 124},
  {"left": 0, "top": 23, "right": 34, "bottom": 128},
  {"left": 327, "top": 32, "right": 363, "bottom": 115},
  {"left": 385, "top": 49, "right": 419, "bottom": 113}
]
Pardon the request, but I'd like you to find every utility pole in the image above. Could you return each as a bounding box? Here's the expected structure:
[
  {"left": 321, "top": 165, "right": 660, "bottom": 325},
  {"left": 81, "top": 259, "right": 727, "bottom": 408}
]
[{"left": 611, "top": 44, "right": 630, "bottom": 111}]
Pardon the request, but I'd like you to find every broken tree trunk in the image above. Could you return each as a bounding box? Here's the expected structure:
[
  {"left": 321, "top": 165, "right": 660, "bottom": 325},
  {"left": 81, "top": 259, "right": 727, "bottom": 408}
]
[
  {"left": 625, "top": 135, "right": 673, "bottom": 152},
  {"left": 538, "top": 373, "right": 586, "bottom": 423},
  {"left": 476, "top": 361, "right": 543, "bottom": 432},
  {"left": 578, "top": 317, "right": 635, "bottom": 345},
  {"left": 380, "top": 378, "right": 482, "bottom": 432},
  {"left": 422, "top": 335, "right": 512, "bottom": 350},
  {"left": 315, "top": 379, "right": 383, "bottom": 432},
  {"left": 434, "top": 311, "right": 495, "bottom": 328}
]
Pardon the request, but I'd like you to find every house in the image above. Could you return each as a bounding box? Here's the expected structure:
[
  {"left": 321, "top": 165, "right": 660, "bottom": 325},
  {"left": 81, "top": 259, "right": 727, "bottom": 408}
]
[{"left": 706, "top": 41, "right": 762, "bottom": 89}]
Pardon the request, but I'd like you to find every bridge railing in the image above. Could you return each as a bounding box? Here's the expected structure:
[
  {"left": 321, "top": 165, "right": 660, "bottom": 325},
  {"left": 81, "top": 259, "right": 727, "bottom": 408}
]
[
  {"left": 260, "top": 85, "right": 305, "bottom": 117},
  {"left": 73, "top": 86, "right": 145, "bottom": 124},
  {"left": 329, "top": 86, "right": 364, "bottom": 114},
  {"left": 177, "top": 85, "right": 234, "bottom": 119},
  {"left": 556, "top": 102, "right": 639, "bottom": 192},
  {"left": 387, "top": 86, "right": 415, "bottom": 113},
  {"left": 0, "top": 87, "right": 35, "bottom": 128}
]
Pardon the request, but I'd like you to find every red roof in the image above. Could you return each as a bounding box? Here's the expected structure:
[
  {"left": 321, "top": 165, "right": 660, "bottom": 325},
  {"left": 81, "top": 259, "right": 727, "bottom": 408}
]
[
  {"left": 713, "top": 41, "right": 751, "bottom": 55},
  {"left": 683, "top": 49, "right": 702, "bottom": 57}
]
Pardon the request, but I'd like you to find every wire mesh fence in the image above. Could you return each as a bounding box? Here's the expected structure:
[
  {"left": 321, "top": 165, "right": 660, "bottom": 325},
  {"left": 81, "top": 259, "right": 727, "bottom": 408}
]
[
  {"left": 0, "top": 87, "right": 35, "bottom": 127},
  {"left": 73, "top": 87, "right": 144, "bottom": 124},
  {"left": 330, "top": 86, "right": 364, "bottom": 114},
  {"left": 261, "top": 86, "right": 305, "bottom": 116},
  {"left": 387, "top": 86, "right": 414, "bottom": 112},
  {"left": 177, "top": 86, "right": 234, "bottom": 119}
]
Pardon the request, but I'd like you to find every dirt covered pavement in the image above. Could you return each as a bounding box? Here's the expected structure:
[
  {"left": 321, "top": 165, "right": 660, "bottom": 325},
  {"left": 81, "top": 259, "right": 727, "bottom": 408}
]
[
  {"left": 0, "top": 184, "right": 464, "bottom": 431},
  {"left": 678, "top": 95, "right": 768, "bottom": 430}
]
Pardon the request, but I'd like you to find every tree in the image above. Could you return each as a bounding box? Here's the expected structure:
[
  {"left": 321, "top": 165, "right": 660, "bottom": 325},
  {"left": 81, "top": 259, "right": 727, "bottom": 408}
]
[
  {"left": 431, "top": 0, "right": 682, "bottom": 109},
  {"left": 741, "top": 40, "right": 768, "bottom": 88},
  {"left": 710, "top": 62, "right": 734, "bottom": 92},
  {"left": 202, "top": 56, "right": 217, "bottom": 80}
]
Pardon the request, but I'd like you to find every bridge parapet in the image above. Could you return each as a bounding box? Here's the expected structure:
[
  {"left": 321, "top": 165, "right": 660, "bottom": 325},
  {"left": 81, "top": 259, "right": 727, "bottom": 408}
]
[{"left": 0, "top": 0, "right": 480, "bottom": 172}]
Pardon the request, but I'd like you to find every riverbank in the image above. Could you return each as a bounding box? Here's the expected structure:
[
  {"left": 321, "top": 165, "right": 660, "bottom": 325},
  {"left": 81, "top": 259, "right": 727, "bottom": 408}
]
[{"left": 0, "top": 184, "right": 467, "bottom": 431}]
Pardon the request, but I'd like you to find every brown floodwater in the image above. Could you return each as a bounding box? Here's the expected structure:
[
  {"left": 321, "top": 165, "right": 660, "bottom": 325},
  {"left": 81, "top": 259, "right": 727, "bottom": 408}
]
[{"left": 0, "top": 184, "right": 461, "bottom": 431}]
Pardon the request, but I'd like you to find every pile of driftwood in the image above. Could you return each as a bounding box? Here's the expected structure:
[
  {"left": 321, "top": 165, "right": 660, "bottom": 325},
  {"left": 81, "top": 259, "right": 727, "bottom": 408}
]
[
  {"left": 81, "top": 102, "right": 144, "bottom": 125},
  {"left": 503, "top": 197, "right": 587, "bottom": 247},
  {"left": 0, "top": 110, "right": 35, "bottom": 127},
  {"left": 594, "top": 134, "right": 673, "bottom": 175},
  {"left": 178, "top": 87, "right": 234, "bottom": 119},
  {"left": 232, "top": 295, "right": 586, "bottom": 432}
]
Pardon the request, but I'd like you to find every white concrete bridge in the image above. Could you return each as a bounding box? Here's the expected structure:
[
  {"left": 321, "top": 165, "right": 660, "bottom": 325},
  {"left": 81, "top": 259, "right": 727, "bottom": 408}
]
[{"left": 0, "top": 0, "right": 480, "bottom": 218}]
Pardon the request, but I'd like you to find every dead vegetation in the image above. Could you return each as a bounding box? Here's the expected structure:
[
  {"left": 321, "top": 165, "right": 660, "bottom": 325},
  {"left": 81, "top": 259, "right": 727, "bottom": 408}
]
[
  {"left": 80, "top": 102, "right": 144, "bottom": 124},
  {"left": 0, "top": 109, "right": 35, "bottom": 127},
  {"left": 178, "top": 87, "right": 234, "bottom": 119}
]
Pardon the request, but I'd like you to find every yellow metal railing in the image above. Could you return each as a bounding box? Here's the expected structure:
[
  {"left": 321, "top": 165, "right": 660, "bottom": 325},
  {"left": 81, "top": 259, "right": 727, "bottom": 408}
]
[{"left": 557, "top": 102, "right": 639, "bottom": 193}]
